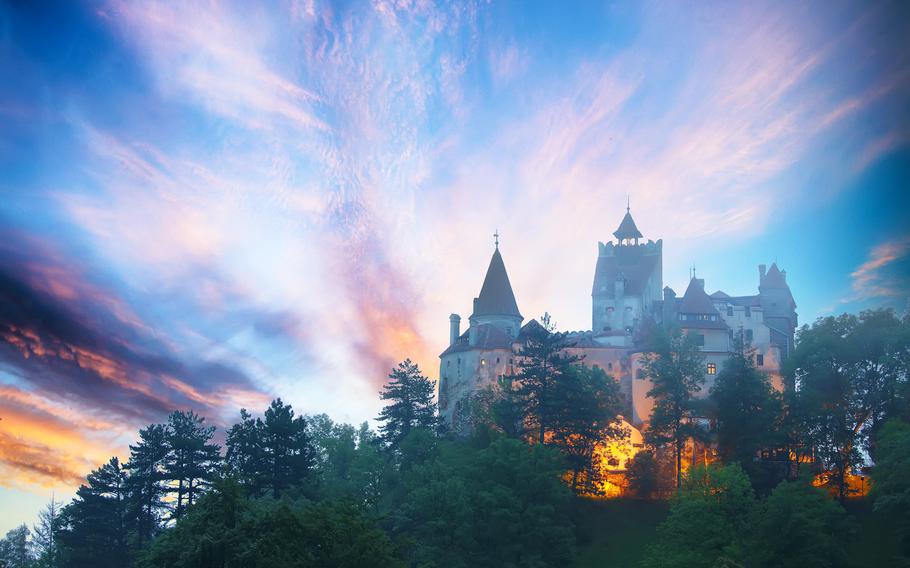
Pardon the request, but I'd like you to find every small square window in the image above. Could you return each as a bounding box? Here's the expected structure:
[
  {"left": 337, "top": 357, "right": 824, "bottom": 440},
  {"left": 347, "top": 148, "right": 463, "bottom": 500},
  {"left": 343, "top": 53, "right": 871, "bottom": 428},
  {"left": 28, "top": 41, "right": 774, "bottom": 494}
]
[
  {"left": 480, "top": 359, "right": 486, "bottom": 366},
  {"left": 756, "top": 354, "right": 764, "bottom": 366},
  {"left": 707, "top": 363, "right": 717, "bottom": 375}
]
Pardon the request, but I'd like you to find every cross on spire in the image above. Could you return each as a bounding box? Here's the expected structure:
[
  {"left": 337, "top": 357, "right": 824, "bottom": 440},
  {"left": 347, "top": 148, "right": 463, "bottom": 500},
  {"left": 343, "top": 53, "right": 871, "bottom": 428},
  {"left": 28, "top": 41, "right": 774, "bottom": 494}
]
[
  {"left": 627, "top": 195, "right": 630, "bottom": 213},
  {"left": 493, "top": 229, "right": 500, "bottom": 249}
]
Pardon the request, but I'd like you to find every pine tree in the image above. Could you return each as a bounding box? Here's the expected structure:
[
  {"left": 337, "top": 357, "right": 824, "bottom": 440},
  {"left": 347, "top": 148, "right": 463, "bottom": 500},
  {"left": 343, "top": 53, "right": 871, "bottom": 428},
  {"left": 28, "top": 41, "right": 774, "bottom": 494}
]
[
  {"left": 377, "top": 359, "right": 438, "bottom": 450},
  {"left": 710, "top": 331, "right": 782, "bottom": 488},
  {"left": 164, "top": 411, "right": 220, "bottom": 518},
  {"left": 32, "top": 498, "right": 61, "bottom": 568},
  {"left": 225, "top": 408, "right": 266, "bottom": 492},
  {"left": 641, "top": 326, "right": 705, "bottom": 490},
  {"left": 0, "top": 524, "right": 35, "bottom": 568},
  {"left": 57, "top": 458, "right": 129, "bottom": 568},
  {"left": 261, "top": 398, "right": 315, "bottom": 498},
  {"left": 123, "top": 423, "right": 169, "bottom": 549},
  {"left": 514, "top": 314, "right": 582, "bottom": 445}
]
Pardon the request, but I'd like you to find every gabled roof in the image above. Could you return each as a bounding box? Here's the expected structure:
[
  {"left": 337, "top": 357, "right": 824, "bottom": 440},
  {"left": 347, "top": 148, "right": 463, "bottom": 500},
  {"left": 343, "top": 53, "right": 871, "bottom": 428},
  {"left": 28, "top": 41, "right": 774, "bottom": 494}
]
[
  {"left": 613, "top": 209, "right": 643, "bottom": 240},
  {"left": 471, "top": 248, "right": 522, "bottom": 319},
  {"left": 439, "top": 324, "right": 514, "bottom": 356},
  {"left": 679, "top": 278, "right": 718, "bottom": 314}
]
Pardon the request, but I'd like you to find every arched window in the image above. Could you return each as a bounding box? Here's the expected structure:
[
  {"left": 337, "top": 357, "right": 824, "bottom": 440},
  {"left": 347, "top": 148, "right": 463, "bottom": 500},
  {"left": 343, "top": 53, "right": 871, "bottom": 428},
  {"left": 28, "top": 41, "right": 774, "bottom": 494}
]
[{"left": 707, "top": 363, "right": 717, "bottom": 375}]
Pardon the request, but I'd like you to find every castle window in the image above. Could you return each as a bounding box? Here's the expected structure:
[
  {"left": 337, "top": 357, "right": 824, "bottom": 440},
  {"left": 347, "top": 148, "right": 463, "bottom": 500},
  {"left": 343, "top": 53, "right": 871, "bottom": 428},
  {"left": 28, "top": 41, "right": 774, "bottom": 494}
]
[
  {"left": 745, "top": 306, "right": 752, "bottom": 317},
  {"left": 496, "top": 357, "right": 500, "bottom": 364},
  {"left": 710, "top": 315, "right": 717, "bottom": 321},
  {"left": 608, "top": 362, "right": 613, "bottom": 371},
  {"left": 746, "top": 329, "right": 753, "bottom": 342},
  {"left": 480, "top": 359, "right": 486, "bottom": 366},
  {"left": 679, "top": 314, "right": 688, "bottom": 321},
  {"left": 756, "top": 354, "right": 764, "bottom": 366},
  {"left": 696, "top": 334, "right": 705, "bottom": 347},
  {"left": 707, "top": 363, "right": 717, "bottom": 375},
  {"left": 727, "top": 306, "right": 733, "bottom": 316}
]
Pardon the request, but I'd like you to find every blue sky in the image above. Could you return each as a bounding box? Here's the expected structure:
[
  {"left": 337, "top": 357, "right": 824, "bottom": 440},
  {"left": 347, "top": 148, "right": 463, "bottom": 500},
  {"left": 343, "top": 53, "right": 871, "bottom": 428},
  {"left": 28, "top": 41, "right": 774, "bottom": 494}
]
[{"left": 0, "top": 0, "right": 908, "bottom": 532}]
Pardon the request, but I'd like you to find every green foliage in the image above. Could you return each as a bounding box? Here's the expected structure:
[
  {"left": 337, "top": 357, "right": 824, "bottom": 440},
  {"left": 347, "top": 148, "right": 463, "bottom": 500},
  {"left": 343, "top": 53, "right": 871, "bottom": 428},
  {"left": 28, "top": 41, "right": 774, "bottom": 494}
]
[
  {"left": 515, "top": 314, "right": 583, "bottom": 445},
  {"left": 124, "top": 424, "right": 168, "bottom": 549},
  {"left": 57, "top": 458, "right": 130, "bottom": 568},
  {"left": 626, "top": 451, "right": 660, "bottom": 499},
  {"left": 710, "top": 331, "right": 783, "bottom": 491},
  {"left": 871, "top": 419, "right": 910, "bottom": 560},
  {"left": 308, "top": 414, "right": 387, "bottom": 506},
  {"left": 549, "top": 364, "right": 626, "bottom": 495},
  {"left": 139, "top": 479, "right": 402, "bottom": 568},
  {"left": 390, "top": 436, "right": 575, "bottom": 567},
  {"left": 165, "top": 410, "right": 220, "bottom": 517},
  {"left": 641, "top": 326, "right": 705, "bottom": 489},
  {"left": 786, "top": 310, "right": 909, "bottom": 500},
  {"left": 376, "top": 359, "right": 438, "bottom": 450},
  {"left": 0, "top": 524, "right": 35, "bottom": 568},
  {"left": 225, "top": 399, "right": 316, "bottom": 499},
  {"left": 747, "top": 479, "right": 854, "bottom": 568}
]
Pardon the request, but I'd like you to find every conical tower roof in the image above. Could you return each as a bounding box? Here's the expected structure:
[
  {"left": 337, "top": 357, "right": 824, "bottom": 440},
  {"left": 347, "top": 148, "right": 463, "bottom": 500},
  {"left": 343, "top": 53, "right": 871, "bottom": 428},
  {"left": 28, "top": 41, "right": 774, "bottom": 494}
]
[
  {"left": 679, "top": 278, "right": 716, "bottom": 314},
  {"left": 471, "top": 248, "right": 522, "bottom": 319},
  {"left": 613, "top": 208, "right": 643, "bottom": 240}
]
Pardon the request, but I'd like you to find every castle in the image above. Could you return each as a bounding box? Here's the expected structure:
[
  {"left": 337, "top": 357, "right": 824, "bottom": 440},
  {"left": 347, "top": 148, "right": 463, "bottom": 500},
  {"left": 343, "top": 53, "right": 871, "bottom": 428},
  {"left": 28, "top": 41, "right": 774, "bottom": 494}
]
[{"left": 438, "top": 207, "right": 798, "bottom": 451}]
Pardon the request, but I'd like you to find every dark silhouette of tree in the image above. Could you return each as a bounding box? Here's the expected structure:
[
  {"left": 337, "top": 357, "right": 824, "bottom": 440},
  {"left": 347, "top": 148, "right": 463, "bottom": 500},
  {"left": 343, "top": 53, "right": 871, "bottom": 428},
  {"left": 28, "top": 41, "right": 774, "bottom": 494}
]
[
  {"left": 376, "top": 359, "right": 438, "bottom": 450},
  {"left": 627, "top": 451, "right": 660, "bottom": 499},
  {"left": 641, "top": 326, "right": 705, "bottom": 490},
  {"left": 0, "top": 524, "right": 34, "bottom": 568},
  {"left": 871, "top": 419, "right": 910, "bottom": 561},
  {"left": 549, "top": 364, "right": 626, "bottom": 494},
  {"left": 225, "top": 399, "right": 315, "bottom": 498},
  {"left": 164, "top": 411, "right": 220, "bottom": 518},
  {"left": 123, "top": 424, "right": 168, "bottom": 549},
  {"left": 710, "top": 331, "right": 782, "bottom": 489},
  {"left": 58, "top": 458, "right": 129, "bottom": 568},
  {"left": 515, "top": 314, "right": 582, "bottom": 445},
  {"left": 32, "top": 497, "right": 62, "bottom": 568}
]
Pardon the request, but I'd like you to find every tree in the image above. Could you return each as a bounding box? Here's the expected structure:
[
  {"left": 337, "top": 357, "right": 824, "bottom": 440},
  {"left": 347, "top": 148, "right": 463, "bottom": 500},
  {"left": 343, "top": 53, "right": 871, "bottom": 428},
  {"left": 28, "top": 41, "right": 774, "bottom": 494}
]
[
  {"left": 871, "top": 419, "right": 910, "bottom": 561},
  {"left": 32, "top": 498, "right": 62, "bottom": 568},
  {"left": 515, "top": 314, "right": 582, "bottom": 445},
  {"left": 0, "top": 525, "right": 34, "bottom": 568},
  {"left": 57, "top": 458, "right": 129, "bottom": 568},
  {"left": 642, "top": 463, "right": 754, "bottom": 568},
  {"left": 377, "top": 359, "right": 438, "bottom": 450},
  {"left": 164, "top": 410, "right": 220, "bottom": 518},
  {"left": 138, "top": 479, "right": 402, "bottom": 568},
  {"left": 747, "top": 478, "right": 854, "bottom": 568},
  {"left": 710, "top": 331, "right": 783, "bottom": 490},
  {"left": 123, "top": 424, "right": 168, "bottom": 549},
  {"left": 549, "top": 364, "right": 626, "bottom": 494},
  {"left": 225, "top": 400, "right": 316, "bottom": 498},
  {"left": 627, "top": 451, "right": 660, "bottom": 499},
  {"left": 641, "top": 326, "right": 705, "bottom": 490}
]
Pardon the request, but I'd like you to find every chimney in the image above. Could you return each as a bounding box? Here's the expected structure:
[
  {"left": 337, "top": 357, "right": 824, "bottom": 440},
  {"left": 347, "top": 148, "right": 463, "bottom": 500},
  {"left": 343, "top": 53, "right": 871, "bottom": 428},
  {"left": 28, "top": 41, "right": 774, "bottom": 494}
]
[
  {"left": 759, "top": 264, "right": 767, "bottom": 283},
  {"left": 449, "top": 314, "right": 461, "bottom": 346}
]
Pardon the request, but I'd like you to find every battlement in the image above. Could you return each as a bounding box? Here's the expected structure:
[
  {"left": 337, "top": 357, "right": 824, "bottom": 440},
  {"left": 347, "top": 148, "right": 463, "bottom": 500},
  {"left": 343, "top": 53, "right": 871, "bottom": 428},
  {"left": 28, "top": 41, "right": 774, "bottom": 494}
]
[{"left": 598, "top": 238, "right": 663, "bottom": 258}]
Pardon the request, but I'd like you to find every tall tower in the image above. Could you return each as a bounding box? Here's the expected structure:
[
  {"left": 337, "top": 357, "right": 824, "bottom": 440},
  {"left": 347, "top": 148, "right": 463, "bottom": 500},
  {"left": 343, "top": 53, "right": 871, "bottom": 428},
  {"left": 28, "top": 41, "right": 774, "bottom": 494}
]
[
  {"left": 592, "top": 206, "right": 662, "bottom": 337},
  {"left": 758, "top": 263, "right": 798, "bottom": 361}
]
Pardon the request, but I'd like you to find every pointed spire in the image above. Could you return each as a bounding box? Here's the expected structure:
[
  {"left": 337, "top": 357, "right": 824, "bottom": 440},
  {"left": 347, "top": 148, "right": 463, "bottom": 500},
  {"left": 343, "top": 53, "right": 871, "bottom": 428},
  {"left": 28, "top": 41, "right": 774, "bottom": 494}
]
[
  {"left": 613, "top": 206, "right": 643, "bottom": 242},
  {"left": 471, "top": 246, "right": 522, "bottom": 319},
  {"left": 679, "top": 276, "right": 715, "bottom": 314}
]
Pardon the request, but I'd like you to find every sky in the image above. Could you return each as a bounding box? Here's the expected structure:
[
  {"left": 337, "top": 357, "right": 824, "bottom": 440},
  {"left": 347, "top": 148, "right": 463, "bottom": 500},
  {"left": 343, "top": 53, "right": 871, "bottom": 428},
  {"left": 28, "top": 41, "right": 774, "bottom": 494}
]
[{"left": 1, "top": 0, "right": 909, "bottom": 532}]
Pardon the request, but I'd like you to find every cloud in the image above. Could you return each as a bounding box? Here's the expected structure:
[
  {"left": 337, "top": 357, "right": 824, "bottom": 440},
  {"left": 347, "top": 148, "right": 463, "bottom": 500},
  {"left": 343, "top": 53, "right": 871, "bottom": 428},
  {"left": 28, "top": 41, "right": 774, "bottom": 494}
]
[{"left": 849, "top": 236, "right": 910, "bottom": 300}]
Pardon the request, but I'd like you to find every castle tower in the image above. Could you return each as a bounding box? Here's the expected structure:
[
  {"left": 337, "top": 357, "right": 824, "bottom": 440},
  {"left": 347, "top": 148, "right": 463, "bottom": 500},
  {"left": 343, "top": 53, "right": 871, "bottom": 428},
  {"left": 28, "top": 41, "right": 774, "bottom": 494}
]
[
  {"left": 758, "top": 262, "right": 798, "bottom": 361},
  {"left": 468, "top": 241, "right": 523, "bottom": 342},
  {"left": 592, "top": 206, "right": 662, "bottom": 340}
]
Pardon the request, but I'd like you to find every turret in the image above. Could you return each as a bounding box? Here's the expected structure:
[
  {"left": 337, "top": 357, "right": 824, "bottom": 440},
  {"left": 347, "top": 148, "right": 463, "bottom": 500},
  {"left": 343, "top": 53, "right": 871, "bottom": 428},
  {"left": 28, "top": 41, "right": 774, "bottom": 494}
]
[
  {"left": 449, "top": 314, "right": 461, "bottom": 346},
  {"left": 758, "top": 262, "right": 797, "bottom": 360},
  {"left": 468, "top": 236, "right": 523, "bottom": 342}
]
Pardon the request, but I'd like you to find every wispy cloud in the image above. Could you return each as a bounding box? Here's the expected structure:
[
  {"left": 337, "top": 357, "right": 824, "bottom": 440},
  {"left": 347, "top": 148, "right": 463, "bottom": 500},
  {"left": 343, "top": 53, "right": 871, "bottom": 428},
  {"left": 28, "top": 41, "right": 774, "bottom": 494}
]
[{"left": 850, "top": 236, "right": 910, "bottom": 300}]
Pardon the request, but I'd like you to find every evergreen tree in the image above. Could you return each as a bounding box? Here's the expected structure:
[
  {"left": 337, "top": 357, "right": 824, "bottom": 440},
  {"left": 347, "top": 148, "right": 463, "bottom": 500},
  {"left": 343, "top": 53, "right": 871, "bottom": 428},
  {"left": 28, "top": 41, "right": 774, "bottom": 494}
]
[
  {"left": 376, "top": 359, "right": 438, "bottom": 450},
  {"left": 260, "top": 398, "right": 315, "bottom": 498},
  {"left": 641, "top": 326, "right": 705, "bottom": 490},
  {"left": 32, "top": 498, "right": 61, "bottom": 568},
  {"left": 164, "top": 411, "right": 220, "bottom": 518},
  {"left": 514, "top": 314, "right": 582, "bottom": 445},
  {"left": 123, "top": 424, "right": 168, "bottom": 550},
  {"left": 710, "top": 331, "right": 782, "bottom": 489},
  {"left": 549, "top": 364, "right": 626, "bottom": 494},
  {"left": 627, "top": 451, "right": 660, "bottom": 499},
  {"left": 0, "top": 525, "right": 35, "bottom": 568},
  {"left": 224, "top": 408, "right": 264, "bottom": 492},
  {"left": 57, "top": 458, "right": 129, "bottom": 568}
]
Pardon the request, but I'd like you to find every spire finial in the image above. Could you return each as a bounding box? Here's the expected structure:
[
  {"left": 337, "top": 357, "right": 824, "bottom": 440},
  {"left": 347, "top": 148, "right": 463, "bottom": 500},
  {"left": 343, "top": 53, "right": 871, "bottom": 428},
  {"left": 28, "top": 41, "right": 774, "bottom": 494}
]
[
  {"left": 493, "top": 229, "right": 500, "bottom": 250},
  {"left": 626, "top": 195, "right": 630, "bottom": 213}
]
